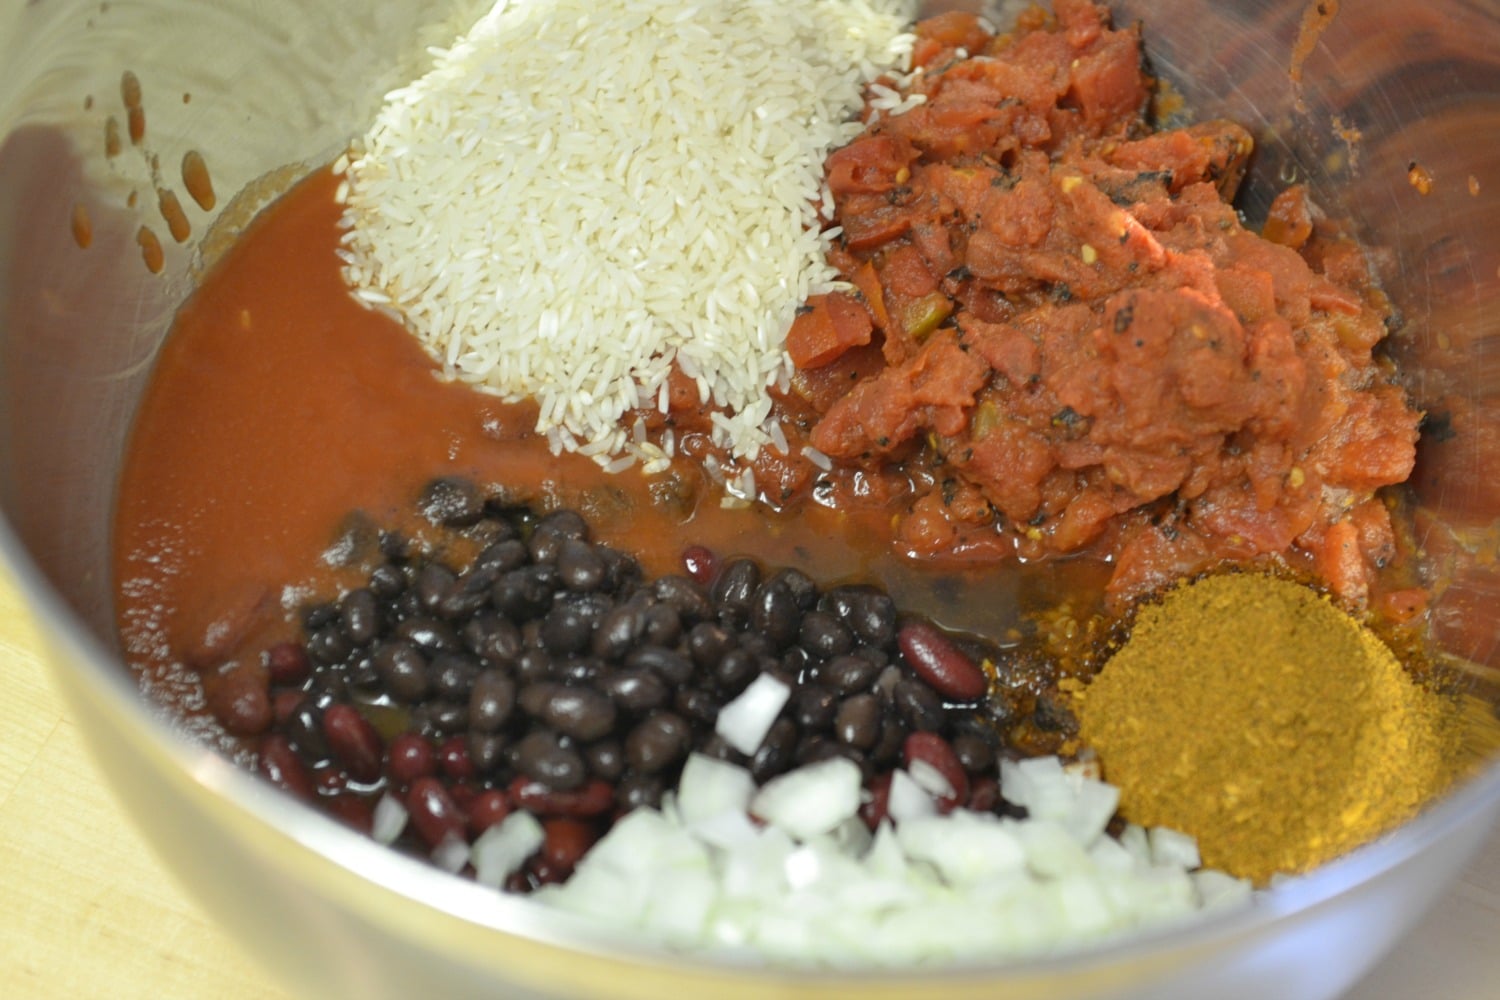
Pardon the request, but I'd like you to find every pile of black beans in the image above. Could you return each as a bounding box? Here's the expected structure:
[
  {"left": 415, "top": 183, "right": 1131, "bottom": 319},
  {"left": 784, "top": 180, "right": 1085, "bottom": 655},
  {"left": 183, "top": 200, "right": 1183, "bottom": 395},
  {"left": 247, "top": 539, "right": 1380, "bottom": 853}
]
[{"left": 253, "top": 478, "right": 1036, "bottom": 889}]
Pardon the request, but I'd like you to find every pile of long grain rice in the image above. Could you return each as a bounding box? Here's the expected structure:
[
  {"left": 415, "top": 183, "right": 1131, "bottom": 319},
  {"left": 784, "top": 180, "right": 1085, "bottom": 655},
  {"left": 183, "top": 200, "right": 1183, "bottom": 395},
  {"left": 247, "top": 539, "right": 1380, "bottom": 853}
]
[{"left": 338, "top": 0, "right": 917, "bottom": 473}]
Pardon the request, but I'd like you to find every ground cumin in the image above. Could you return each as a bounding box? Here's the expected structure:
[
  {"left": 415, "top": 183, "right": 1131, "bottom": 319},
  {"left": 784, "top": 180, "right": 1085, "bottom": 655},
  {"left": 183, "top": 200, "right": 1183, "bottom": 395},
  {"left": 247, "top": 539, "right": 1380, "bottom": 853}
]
[{"left": 1075, "top": 572, "right": 1461, "bottom": 884}]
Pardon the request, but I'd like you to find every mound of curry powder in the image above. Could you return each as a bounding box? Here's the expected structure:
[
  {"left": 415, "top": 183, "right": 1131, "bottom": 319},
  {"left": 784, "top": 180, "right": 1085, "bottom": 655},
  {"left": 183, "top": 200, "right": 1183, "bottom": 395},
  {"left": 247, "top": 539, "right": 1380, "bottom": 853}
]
[{"left": 1075, "top": 573, "right": 1463, "bottom": 885}]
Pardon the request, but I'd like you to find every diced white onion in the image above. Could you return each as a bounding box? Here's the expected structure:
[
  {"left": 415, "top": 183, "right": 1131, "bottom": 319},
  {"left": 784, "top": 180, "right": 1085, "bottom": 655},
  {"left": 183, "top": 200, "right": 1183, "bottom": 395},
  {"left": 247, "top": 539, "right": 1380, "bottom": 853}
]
[
  {"left": 886, "top": 768, "right": 938, "bottom": 823},
  {"left": 715, "top": 673, "right": 792, "bottom": 755},
  {"left": 431, "top": 831, "right": 472, "bottom": 874},
  {"left": 471, "top": 811, "right": 544, "bottom": 888},
  {"left": 371, "top": 793, "right": 409, "bottom": 845},
  {"left": 750, "top": 757, "right": 863, "bottom": 839},
  {"left": 534, "top": 754, "right": 1254, "bottom": 967}
]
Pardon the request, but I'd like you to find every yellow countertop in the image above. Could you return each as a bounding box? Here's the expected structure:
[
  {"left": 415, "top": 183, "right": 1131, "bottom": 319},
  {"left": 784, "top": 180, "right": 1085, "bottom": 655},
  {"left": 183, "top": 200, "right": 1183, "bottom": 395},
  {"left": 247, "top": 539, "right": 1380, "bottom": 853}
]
[{"left": 0, "top": 566, "right": 1496, "bottom": 1000}]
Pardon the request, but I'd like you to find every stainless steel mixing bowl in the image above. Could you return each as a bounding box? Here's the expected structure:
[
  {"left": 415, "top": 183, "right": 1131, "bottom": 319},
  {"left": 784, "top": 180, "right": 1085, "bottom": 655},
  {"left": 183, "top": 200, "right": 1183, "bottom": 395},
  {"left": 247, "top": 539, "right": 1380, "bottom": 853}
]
[{"left": 1, "top": 1, "right": 1496, "bottom": 997}]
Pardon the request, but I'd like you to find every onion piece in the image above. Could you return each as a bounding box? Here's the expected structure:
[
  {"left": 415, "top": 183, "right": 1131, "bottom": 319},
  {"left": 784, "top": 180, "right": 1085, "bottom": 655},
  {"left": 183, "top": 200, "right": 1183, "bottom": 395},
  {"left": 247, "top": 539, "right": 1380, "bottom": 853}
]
[
  {"left": 371, "top": 792, "right": 409, "bottom": 845},
  {"left": 1148, "top": 825, "right": 1202, "bottom": 870},
  {"left": 677, "top": 753, "right": 757, "bottom": 826},
  {"left": 431, "top": 831, "right": 471, "bottom": 874},
  {"left": 886, "top": 767, "right": 938, "bottom": 823},
  {"left": 715, "top": 673, "right": 792, "bottom": 754},
  {"left": 750, "top": 756, "right": 862, "bottom": 839},
  {"left": 471, "top": 811, "right": 544, "bottom": 888}
]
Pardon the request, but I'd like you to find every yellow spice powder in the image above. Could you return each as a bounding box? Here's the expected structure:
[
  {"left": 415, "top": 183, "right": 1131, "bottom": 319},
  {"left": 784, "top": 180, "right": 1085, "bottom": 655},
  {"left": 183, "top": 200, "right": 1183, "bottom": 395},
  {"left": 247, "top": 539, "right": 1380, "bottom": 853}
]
[{"left": 1075, "top": 572, "right": 1461, "bottom": 884}]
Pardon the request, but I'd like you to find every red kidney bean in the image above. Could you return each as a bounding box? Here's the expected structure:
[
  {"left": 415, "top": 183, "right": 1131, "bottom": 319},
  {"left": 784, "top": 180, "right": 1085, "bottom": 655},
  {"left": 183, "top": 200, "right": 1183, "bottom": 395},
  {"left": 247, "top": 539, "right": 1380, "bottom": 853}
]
[
  {"left": 387, "top": 733, "right": 436, "bottom": 786},
  {"left": 896, "top": 621, "right": 988, "bottom": 701},
  {"left": 265, "top": 641, "right": 311, "bottom": 686},
  {"left": 206, "top": 662, "right": 272, "bottom": 737},
  {"left": 681, "top": 544, "right": 716, "bottom": 587},
  {"left": 438, "top": 735, "right": 476, "bottom": 781},
  {"left": 449, "top": 782, "right": 479, "bottom": 813},
  {"left": 325, "top": 794, "right": 374, "bottom": 834},
  {"left": 468, "top": 789, "right": 512, "bottom": 837},
  {"left": 272, "top": 689, "right": 305, "bottom": 726},
  {"left": 540, "top": 818, "right": 597, "bottom": 877},
  {"left": 859, "top": 771, "right": 892, "bottom": 831},
  {"left": 903, "top": 732, "right": 968, "bottom": 812},
  {"left": 314, "top": 764, "right": 347, "bottom": 794},
  {"left": 967, "top": 775, "right": 1001, "bottom": 814},
  {"left": 256, "top": 735, "right": 314, "bottom": 801},
  {"left": 322, "top": 703, "right": 383, "bottom": 784},
  {"left": 508, "top": 776, "right": 614, "bottom": 819},
  {"left": 407, "top": 777, "right": 467, "bottom": 848}
]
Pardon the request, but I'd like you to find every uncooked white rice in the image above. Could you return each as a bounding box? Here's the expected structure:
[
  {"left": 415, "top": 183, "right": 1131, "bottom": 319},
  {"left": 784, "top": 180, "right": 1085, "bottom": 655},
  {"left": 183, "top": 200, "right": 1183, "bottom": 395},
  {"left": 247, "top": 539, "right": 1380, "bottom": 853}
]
[{"left": 339, "top": 0, "right": 917, "bottom": 473}]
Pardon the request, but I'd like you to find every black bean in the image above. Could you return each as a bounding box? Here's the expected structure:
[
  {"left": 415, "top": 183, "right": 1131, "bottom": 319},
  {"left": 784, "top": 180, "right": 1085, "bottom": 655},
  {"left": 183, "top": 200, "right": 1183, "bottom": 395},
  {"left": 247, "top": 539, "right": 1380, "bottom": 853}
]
[
  {"left": 781, "top": 646, "right": 813, "bottom": 678},
  {"left": 834, "top": 693, "right": 881, "bottom": 750},
  {"left": 284, "top": 699, "right": 329, "bottom": 761},
  {"left": 537, "top": 685, "right": 616, "bottom": 742},
  {"left": 697, "top": 734, "right": 745, "bottom": 764},
  {"left": 871, "top": 717, "right": 905, "bottom": 766},
  {"left": 798, "top": 610, "right": 853, "bottom": 660},
  {"left": 710, "top": 558, "right": 760, "bottom": 626},
  {"left": 584, "top": 739, "right": 625, "bottom": 781},
  {"left": 794, "top": 733, "right": 841, "bottom": 767},
  {"left": 686, "top": 622, "right": 732, "bottom": 669},
  {"left": 751, "top": 718, "right": 799, "bottom": 782},
  {"left": 514, "top": 648, "right": 553, "bottom": 686},
  {"left": 602, "top": 669, "right": 669, "bottom": 713},
  {"left": 640, "top": 603, "right": 682, "bottom": 647},
  {"left": 712, "top": 648, "right": 759, "bottom": 696},
  {"left": 396, "top": 616, "right": 462, "bottom": 654},
  {"left": 414, "top": 562, "right": 458, "bottom": 614},
  {"left": 418, "top": 476, "right": 485, "bottom": 527},
  {"left": 952, "top": 731, "right": 996, "bottom": 775},
  {"left": 674, "top": 686, "right": 721, "bottom": 727},
  {"left": 338, "top": 588, "right": 380, "bottom": 645},
  {"left": 429, "top": 653, "right": 478, "bottom": 701},
  {"left": 592, "top": 601, "right": 645, "bottom": 660},
  {"left": 823, "top": 653, "right": 878, "bottom": 695},
  {"left": 597, "top": 545, "right": 642, "bottom": 593},
  {"left": 307, "top": 625, "right": 352, "bottom": 666},
  {"left": 847, "top": 589, "right": 898, "bottom": 647},
  {"left": 750, "top": 580, "right": 802, "bottom": 649},
  {"left": 768, "top": 567, "right": 818, "bottom": 610},
  {"left": 554, "top": 655, "right": 605, "bottom": 686},
  {"left": 514, "top": 730, "right": 586, "bottom": 790},
  {"left": 625, "top": 712, "right": 691, "bottom": 773},
  {"left": 379, "top": 530, "right": 411, "bottom": 561},
  {"left": 616, "top": 773, "right": 663, "bottom": 811},
  {"left": 790, "top": 684, "right": 838, "bottom": 731},
  {"left": 541, "top": 596, "right": 601, "bottom": 655},
  {"left": 476, "top": 537, "right": 529, "bottom": 574},
  {"left": 492, "top": 568, "right": 554, "bottom": 620},
  {"left": 375, "top": 641, "right": 429, "bottom": 702},
  {"left": 537, "top": 509, "right": 589, "bottom": 541},
  {"left": 390, "top": 588, "right": 420, "bottom": 621},
  {"left": 368, "top": 563, "right": 406, "bottom": 599},
  {"left": 468, "top": 732, "right": 507, "bottom": 775},
  {"left": 424, "top": 701, "right": 469, "bottom": 737},
  {"left": 1033, "top": 692, "right": 1076, "bottom": 733},
  {"left": 557, "top": 538, "right": 606, "bottom": 592},
  {"left": 893, "top": 679, "right": 945, "bottom": 732},
  {"left": 463, "top": 614, "right": 522, "bottom": 667},
  {"left": 346, "top": 657, "right": 381, "bottom": 692},
  {"left": 303, "top": 602, "right": 338, "bottom": 632},
  {"left": 438, "top": 567, "right": 498, "bottom": 619},
  {"left": 625, "top": 645, "right": 694, "bottom": 685},
  {"left": 469, "top": 670, "right": 516, "bottom": 732},
  {"left": 652, "top": 575, "right": 712, "bottom": 623}
]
